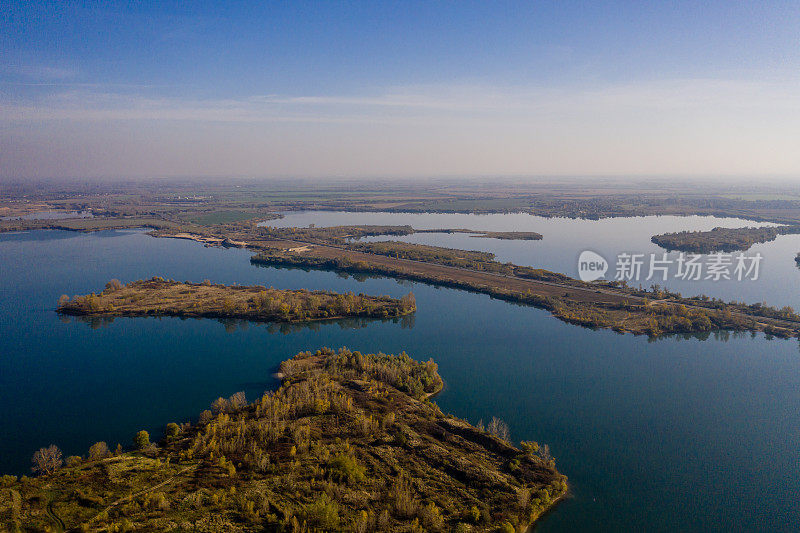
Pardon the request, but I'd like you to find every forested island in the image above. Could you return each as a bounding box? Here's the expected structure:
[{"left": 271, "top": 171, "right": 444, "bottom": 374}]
[
  {"left": 0, "top": 348, "right": 565, "bottom": 532},
  {"left": 57, "top": 278, "right": 416, "bottom": 322},
  {"left": 416, "top": 229, "right": 543, "bottom": 240},
  {"left": 471, "top": 231, "right": 542, "bottom": 240},
  {"left": 651, "top": 225, "right": 800, "bottom": 253}
]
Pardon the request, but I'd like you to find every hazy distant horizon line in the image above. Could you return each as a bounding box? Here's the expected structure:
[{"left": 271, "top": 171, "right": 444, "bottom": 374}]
[{"left": 2, "top": 174, "right": 800, "bottom": 185}]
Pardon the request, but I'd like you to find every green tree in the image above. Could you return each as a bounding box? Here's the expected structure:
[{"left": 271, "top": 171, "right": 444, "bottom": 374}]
[
  {"left": 327, "top": 454, "right": 365, "bottom": 484},
  {"left": 88, "top": 441, "right": 109, "bottom": 460},
  {"left": 134, "top": 430, "right": 150, "bottom": 450}
]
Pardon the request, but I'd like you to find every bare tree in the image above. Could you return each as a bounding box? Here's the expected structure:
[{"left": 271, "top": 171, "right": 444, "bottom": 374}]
[
  {"left": 228, "top": 391, "right": 247, "bottom": 410},
  {"left": 104, "top": 279, "right": 123, "bottom": 292},
  {"left": 486, "top": 417, "right": 510, "bottom": 441},
  {"left": 211, "top": 397, "right": 229, "bottom": 415},
  {"left": 198, "top": 409, "right": 213, "bottom": 424},
  {"left": 31, "top": 445, "right": 63, "bottom": 475}
]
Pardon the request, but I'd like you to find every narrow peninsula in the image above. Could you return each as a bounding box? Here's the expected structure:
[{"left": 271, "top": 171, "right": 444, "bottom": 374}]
[
  {"left": 1, "top": 348, "right": 565, "bottom": 532},
  {"left": 57, "top": 278, "right": 416, "bottom": 322}
]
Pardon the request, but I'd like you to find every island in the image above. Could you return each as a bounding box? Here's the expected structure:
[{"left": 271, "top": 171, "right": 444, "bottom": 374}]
[
  {"left": 651, "top": 225, "right": 800, "bottom": 253},
  {"left": 416, "top": 228, "right": 543, "bottom": 240},
  {"left": 1, "top": 348, "right": 566, "bottom": 532},
  {"left": 57, "top": 278, "right": 416, "bottom": 322},
  {"left": 471, "top": 231, "right": 542, "bottom": 240}
]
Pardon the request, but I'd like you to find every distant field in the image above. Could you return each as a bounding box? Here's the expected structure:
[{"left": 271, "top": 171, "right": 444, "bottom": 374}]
[
  {"left": 392, "top": 198, "right": 533, "bottom": 212},
  {"left": 182, "top": 210, "right": 259, "bottom": 225}
]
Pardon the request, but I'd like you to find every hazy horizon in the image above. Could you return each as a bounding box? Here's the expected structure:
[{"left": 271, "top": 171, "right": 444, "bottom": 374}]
[{"left": 3, "top": 2, "right": 799, "bottom": 180}]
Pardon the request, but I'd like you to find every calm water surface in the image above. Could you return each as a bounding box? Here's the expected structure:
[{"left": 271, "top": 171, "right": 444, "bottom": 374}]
[{"left": 1, "top": 226, "right": 799, "bottom": 532}]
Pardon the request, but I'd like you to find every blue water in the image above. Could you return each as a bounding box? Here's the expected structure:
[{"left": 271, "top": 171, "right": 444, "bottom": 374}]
[{"left": 1, "top": 228, "right": 799, "bottom": 531}]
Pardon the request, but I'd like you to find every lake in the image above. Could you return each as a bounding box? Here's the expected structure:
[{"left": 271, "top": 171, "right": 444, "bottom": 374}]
[{"left": 1, "top": 222, "right": 799, "bottom": 531}]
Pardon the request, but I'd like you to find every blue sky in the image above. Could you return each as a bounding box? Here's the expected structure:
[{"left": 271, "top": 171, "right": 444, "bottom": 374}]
[{"left": 2, "top": 1, "right": 799, "bottom": 179}]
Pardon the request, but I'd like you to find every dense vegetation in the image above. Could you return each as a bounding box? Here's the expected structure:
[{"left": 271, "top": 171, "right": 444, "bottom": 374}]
[
  {"left": 58, "top": 278, "right": 416, "bottom": 322},
  {"left": 651, "top": 225, "right": 800, "bottom": 253},
  {"left": 0, "top": 348, "right": 565, "bottom": 532}
]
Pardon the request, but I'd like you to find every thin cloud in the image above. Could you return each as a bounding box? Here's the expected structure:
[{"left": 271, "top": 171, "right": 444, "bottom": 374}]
[
  {"left": 2, "top": 78, "right": 799, "bottom": 179},
  {"left": 3, "top": 78, "right": 799, "bottom": 122},
  {"left": 2, "top": 64, "right": 78, "bottom": 80}
]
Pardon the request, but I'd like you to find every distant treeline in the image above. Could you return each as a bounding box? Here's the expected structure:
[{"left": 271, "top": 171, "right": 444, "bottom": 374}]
[
  {"left": 259, "top": 225, "right": 415, "bottom": 243},
  {"left": 258, "top": 224, "right": 543, "bottom": 244}
]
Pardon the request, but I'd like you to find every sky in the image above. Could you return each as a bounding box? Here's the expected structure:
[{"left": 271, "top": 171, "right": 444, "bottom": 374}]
[{"left": 1, "top": 1, "right": 799, "bottom": 180}]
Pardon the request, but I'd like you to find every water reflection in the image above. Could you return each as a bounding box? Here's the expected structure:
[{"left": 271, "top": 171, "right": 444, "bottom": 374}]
[{"left": 68, "top": 313, "right": 416, "bottom": 333}]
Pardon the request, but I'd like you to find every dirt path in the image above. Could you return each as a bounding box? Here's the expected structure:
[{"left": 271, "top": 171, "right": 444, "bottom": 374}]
[
  {"left": 45, "top": 493, "right": 65, "bottom": 532},
  {"left": 86, "top": 463, "right": 198, "bottom": 526}
]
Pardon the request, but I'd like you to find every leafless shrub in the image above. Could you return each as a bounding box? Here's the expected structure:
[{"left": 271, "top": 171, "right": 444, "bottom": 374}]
[
  {"left": 104, "top": 279, "right": 123, "bottom": 292},
  {"left": 31, "top": 445, "right": 63, "bottom": 475},
  {"left": 390, "top": 476, "right": 418, "bottom": 518},
  {"left": 228, "top": 391, "right": 247, "bottom": 410},
  {"left": 211, "top": 397, "right": 230, "bottom": 415},
  {"left": 486, "top": 417, "right": 510, "bottom": 441},
  {"left": 376, "top": 509, "right": 391, "bottom": 531},
  {"left": 198, "top": 409, "right": 213, "bottom": 424},
  {"left": 517, "top": 487, "right": 530, "bottom": 510},
  {"left": 355, "top": 510, "right": 371, "bottom": 533}
]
